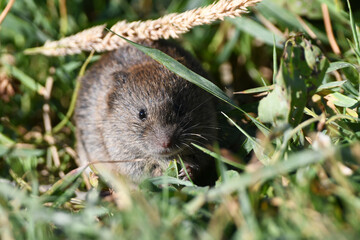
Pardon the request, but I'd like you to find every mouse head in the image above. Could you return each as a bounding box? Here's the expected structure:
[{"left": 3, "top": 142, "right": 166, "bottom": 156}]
[{"left": 104, "top": 61, "right": 217, "bottom": 160}]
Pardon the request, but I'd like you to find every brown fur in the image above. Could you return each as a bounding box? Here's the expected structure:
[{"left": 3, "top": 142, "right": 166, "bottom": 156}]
[{"left": 75, "top": 40, "right": 218, "bottom": 186}]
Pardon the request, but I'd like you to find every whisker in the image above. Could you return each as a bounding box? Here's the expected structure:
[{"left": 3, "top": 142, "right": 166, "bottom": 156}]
[
  {"left": 182, "top": 133, "right": 209, "bottom": 141},
  {"left": 181, "top": 137, "right": 207, "bottom": 146},
  {"left": 179, "top": 142, "right": 193, "bottom": 151},
  {"left": 188, "top": 140, "right": 206, "bottom": 147},
  {"left": 186, "top": 126, "right": 220, "bottom": 131},
  {"left": 175, "top": 144, "right": 182, "bottom": 151},
  {"left": 181, "top": 122, "right": 201, "bottom": 132}
]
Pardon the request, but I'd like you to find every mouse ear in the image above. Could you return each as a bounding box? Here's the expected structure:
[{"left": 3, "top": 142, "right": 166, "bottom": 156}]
[
  {"left": 112, "top": 71, "right": 129, "bottom": 86},
  {"left": 106, "top": 71, "right": 130, "bottom": 112}
]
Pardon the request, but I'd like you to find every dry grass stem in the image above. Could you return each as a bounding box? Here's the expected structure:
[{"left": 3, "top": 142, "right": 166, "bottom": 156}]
[
  {"left": 0, "top": 73, "right": 15, "bottom": 102},
  {"left": 255, "top": 12, "right": 284, "bottom": 38},
  {"left": 295, "top": 15, "right": 317, "bottom": 40},
  {"left": 0, "top": 0, "right": 15, "bottom": 25},
  {"left": 42, "top": 75, "right": 64, "bottom": 177},
  {"left": 59, "top": 0, "right": 68, "bottom": 35},
  {"left": 321, "top": 3, "right": 341, "bottom": 55},
  {"left": 26, "top": 0, "right": 262, "bottom": 56}
]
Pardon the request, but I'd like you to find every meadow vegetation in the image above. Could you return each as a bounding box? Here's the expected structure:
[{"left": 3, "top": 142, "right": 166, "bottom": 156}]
[{"left": 1, "top": 0, "right": 360, "bottom": 239}]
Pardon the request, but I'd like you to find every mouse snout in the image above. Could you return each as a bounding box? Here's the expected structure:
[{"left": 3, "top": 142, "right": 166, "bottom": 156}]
[
  {"left": 159, "top": 135, "right": 173, "bottom": 149},
  {"left": 154, "top": 125, "right": 177, "bottom": 150}
]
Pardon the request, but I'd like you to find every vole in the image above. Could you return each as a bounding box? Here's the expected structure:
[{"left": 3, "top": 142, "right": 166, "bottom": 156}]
[{"left": 75, "top": 40, "right": 218, "bottom": 186}]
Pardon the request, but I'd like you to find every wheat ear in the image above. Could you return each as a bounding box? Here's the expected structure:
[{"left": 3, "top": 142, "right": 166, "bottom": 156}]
[{"left": 25, "top": 0, "right": 262, "bottom": 56}]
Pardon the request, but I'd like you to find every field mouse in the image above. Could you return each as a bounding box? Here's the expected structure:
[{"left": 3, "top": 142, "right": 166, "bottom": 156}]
[{"left": 75, "top": 40, "right": 218, "bottom": 186}]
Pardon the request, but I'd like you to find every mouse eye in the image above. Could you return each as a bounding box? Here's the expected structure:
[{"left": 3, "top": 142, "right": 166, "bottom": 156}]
[{"left": 138, "top": 109, "right": 147, "bottom": 121}]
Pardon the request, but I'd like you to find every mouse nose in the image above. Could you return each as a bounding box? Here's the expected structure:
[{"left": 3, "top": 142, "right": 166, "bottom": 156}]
[
  {"left": 160, "top": 137, "right": 172, "bottom": 148},
  {"left": 155, "top": 125, "right": 176, "bottom": 149}
]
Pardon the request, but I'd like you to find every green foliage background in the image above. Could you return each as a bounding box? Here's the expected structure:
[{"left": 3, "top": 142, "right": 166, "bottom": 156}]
[{"left": 1, "top": 0, "right": 360, "bottom": 239}]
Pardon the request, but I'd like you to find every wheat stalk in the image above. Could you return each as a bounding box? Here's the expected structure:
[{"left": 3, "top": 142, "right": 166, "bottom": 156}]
[{"left": 25, "top": 0, "right": 262, "bottom": 56}]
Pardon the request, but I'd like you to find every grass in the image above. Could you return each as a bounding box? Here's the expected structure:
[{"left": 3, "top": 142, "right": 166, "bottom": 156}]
[{"left": 1, "top": 0, "right": 360, "bottom": 239}]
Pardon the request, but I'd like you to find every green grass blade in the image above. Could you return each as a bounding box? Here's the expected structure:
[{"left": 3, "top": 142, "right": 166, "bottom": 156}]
[
  {"left": 347, "top": 0, "right": 360, "bottom": 56},
  {"left": 235, "top": 85, "right": 273, "bottom": 94},
  {"left": 326, "top": 92, "right": 358, "bottom": 107},
  {"left": 192, "top": 143, "right": 245, "bottom": 170},
  {"left": 317, "top": 80, "right": 346, "bottom": 92},
  {"left": 0, "top": 144, "right": 44, "bottom": 158},
  {"left": 326, "top": 62, "right": 357, "bottom": 73},
  {"left": 228, "top": 17, "right": 284, "bottom": 48},
  {"left": 206, "top": 149, "right": 325, "bottom": 200},
  {"left": 41, "top": 166, "right": 86, "bottom": 201},
  {"left": 0, "top": 133, "right": 15, "bottom": 145},
  {"left": 7, "top": 65, "right": 45, "bottom": 95},
  {"left": 273, "top": 34, "right": 278, "bottom": 82},
  {"left": 52, "top": 50, "right": 95, "bottom": 133},
  {"left": 149, "top": 176, "right": 195, "bottom": 187}
]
